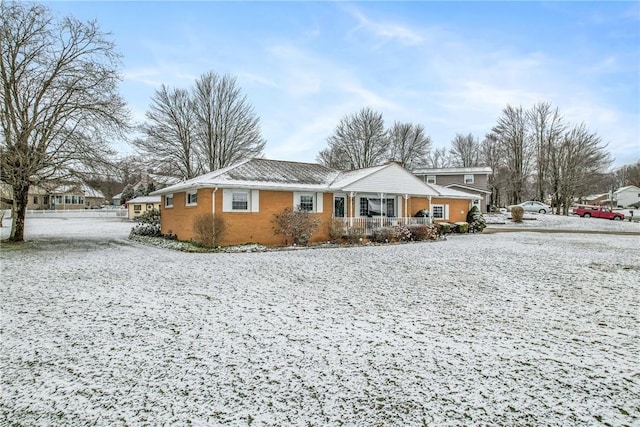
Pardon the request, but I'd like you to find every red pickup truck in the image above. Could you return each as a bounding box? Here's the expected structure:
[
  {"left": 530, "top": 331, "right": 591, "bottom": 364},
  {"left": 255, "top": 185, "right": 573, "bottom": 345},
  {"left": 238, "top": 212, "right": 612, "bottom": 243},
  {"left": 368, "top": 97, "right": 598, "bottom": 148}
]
[{"left": 572, "top": 205, "right": 625, "bottom": 220}]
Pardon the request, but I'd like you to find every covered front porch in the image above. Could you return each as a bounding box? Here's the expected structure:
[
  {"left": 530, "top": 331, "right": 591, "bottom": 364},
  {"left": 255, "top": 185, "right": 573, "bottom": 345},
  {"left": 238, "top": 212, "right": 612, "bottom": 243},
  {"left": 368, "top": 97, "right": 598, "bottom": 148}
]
[{"left": 330, "top": 192, "right": 435, "bottom": 235}]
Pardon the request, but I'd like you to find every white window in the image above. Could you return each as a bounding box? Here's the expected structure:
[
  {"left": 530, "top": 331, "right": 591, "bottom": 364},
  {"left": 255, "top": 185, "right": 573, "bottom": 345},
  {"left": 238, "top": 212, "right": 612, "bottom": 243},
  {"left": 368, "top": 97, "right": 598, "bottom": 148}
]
[
  {"left": 432, "top": 204, "right": 449, "bottom": 220},
  {"left": 186, "top": 190, "right": 198, "bottom": 206},
  {"left": 165, "top": 194, "right": 174, "bottom": 208},
  {"left": 232, "top": 192, "right": 249, "bottom": 211},
  {"left": 426, "top": 175, "right": 436, "bottom": 184},
  {"left": 133, "top": 204, "right": 142, "bottom": 212},
  {"left": 464, "top": 174, "right": 474, "bottom": 184},
  {"left": 293, "top": 192, "right": 323, "bottom": 213},
  {"left": 299, "top": 194, "right": 314, "bottom": 211},
  {"left": 223, "top": 189, "right": 259, "bottom": 212}
]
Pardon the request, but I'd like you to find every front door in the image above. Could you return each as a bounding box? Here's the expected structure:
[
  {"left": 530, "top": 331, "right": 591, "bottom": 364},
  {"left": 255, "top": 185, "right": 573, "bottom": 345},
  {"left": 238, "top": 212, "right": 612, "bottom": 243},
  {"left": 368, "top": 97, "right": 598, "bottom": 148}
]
[{"left": 334, "top": 195, "right": 345, "bottom": 217}]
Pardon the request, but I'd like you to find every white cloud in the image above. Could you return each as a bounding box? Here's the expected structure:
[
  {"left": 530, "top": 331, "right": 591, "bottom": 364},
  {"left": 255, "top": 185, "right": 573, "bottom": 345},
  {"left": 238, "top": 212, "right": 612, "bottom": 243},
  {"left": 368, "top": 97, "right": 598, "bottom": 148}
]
[{"left": 347, "top": 6, "right": 425, "bottom": 46}]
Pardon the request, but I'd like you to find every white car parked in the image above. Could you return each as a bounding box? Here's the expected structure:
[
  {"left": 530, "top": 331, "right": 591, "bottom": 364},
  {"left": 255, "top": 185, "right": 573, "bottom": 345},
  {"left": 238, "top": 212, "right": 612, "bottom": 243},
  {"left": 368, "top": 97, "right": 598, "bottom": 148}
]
[{"left": 508, "top": 201, "right": 552, "bottom": 214}]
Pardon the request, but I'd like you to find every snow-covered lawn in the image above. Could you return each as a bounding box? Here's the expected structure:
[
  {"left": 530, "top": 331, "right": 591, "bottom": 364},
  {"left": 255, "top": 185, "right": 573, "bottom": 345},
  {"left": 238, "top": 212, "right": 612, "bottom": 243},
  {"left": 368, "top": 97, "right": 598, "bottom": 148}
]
[{"left": 1, "top": 217, "right": 639, "bottom": 425}]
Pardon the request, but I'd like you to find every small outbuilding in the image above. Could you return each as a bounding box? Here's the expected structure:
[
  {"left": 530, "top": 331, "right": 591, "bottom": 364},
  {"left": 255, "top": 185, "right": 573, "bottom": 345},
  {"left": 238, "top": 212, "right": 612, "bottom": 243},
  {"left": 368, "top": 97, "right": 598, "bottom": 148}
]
[{"left": 125, "top": 196, "right": 161, "bottom": 220}]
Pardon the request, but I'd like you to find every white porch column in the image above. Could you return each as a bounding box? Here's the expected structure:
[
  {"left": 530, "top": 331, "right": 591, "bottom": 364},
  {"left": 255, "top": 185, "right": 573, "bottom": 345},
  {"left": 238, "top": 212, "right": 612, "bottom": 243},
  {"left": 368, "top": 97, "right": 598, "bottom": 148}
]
[
  {"left": 403, "top": 194, "right": 410, "bottom": 221},
  {"left": 349, "top": 192, "right": 355, "bottom": 227},
  {"left": 428, "top": 195, "right": 433, "bottom": 224},
  {"left": 379, "top": 192, "right": 385, "bottom": 227}
]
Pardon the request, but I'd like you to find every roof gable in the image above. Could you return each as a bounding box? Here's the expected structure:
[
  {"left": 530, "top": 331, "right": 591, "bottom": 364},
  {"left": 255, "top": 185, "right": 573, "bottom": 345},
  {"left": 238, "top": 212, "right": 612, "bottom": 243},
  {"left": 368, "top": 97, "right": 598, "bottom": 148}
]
[
  {"left": 333, "top": 163, "right": 438, "bottom": 196},
  {"left": 615, "top": 185, "right": 640, "bottom": 194}
]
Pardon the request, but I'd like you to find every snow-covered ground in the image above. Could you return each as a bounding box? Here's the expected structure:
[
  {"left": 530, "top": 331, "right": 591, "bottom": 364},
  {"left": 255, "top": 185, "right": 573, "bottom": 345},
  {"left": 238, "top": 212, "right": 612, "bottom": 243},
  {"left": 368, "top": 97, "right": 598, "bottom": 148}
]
[
  {"left": 486, "top": 211, "right": 640, "bottom": 233},
  {"left": 1, "top": 216, "right": 639, "bottom": 425}
]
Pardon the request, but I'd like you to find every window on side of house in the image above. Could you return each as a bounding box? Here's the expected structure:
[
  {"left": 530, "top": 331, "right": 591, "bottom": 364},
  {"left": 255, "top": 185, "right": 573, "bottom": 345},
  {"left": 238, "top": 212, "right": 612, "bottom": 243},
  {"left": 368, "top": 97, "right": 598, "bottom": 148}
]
[
  {"left": 464, "top": 174, "right": 474, "bottom": 184},
  {"left": 298, "top": 194, "right": 314, "bottom": 211},
  {"left": 426, "top": 175, "right": 436, "bottom": 184},
  {"left": 33, "top": 196, "right": 38, "bottom": 204},
  {"left": 186, "top": 190, "right": 198, "bottom": 206},
  {"left": 133, "top": 204, "right": 142, "bottom": 211},
  {"left": 232, "top": 191, "right": 249, "bottom": 211},
  {"left": 432, "top": 205, "right": 445, "bottom": 220},
  {"left": 165, "top": 194, "right": 174, "bottom": 208},
  {"left": 65, "top": 195, "right": 72, "bottom": 204}
]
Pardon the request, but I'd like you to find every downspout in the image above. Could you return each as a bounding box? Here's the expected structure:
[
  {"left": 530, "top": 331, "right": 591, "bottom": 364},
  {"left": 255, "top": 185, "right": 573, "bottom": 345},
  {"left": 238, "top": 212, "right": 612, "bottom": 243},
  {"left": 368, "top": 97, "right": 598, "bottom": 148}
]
[{"left": 211, "top": 187, "right": 218, "bottom": 215}]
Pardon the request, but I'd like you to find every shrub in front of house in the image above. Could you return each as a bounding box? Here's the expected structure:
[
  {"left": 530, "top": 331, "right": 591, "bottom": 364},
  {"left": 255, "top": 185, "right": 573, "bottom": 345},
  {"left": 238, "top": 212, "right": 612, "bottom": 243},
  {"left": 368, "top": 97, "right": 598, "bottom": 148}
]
[
  {"left": 466, "top": 206, "right": 486, "bottom": 233},
  {"left": 453, "top": 222, "right": 469, "bottom": 233},
  {"left": 345, "top": 226, "right": 365, "bottom": 244},
  {"left": 371, "top": 227, "right": 398, "bottom": 243},
  {"left": 406, "top": 224, "right": 434, "bottom": 240},
  {"left": 328, "top": 219, "right": 345, "bottom": 242},
  {"left": 193, "top": 213, "right": 227, "bottom": 248},
  {"left": 511, "top": 206, "right": 525, "bottom": 222},
  {"left": 137, "top": 208, "right": 160, "bottom": 225},
  {"left": 272, "top": 206, "right": 321, "bottom": 246},
  {"left": 437, "top": 222, "right": 452, "bottom": 234},
  {"left": 129, "top": 223, "right": 161, "bottom": 238}
]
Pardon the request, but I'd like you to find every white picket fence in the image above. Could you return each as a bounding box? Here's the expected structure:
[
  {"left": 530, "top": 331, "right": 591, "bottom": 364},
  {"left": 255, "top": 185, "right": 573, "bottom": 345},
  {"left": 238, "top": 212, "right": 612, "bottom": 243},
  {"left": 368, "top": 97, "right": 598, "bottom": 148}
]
[{"left": 2, "top": 208, "right": 127, "bottom": 219}]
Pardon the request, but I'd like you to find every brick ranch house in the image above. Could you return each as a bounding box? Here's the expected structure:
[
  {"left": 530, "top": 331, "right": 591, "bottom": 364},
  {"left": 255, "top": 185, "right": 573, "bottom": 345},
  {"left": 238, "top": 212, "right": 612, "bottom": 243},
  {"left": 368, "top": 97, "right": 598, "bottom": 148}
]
[{"left": 150, "top": 158, "right": 482, "bottom": 246}]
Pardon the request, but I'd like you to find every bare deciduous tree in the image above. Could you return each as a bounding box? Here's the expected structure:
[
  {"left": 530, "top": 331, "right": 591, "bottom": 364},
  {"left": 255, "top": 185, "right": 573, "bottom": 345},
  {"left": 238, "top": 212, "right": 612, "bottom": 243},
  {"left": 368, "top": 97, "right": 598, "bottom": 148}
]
[
  {"left": 135, "top": 85, "right": 200, "bottom": 180},
  {"left": 193, "top": 72, "right": 265, "bottom": 171},
  {"left": 550, "top": 123, "right": 611, "bottom": 214},
  {"left": 449, "top": 133, "right": 481, "bottom": 167},
  {"left": 325, "top": 107, "right": 387, "bottom": 169},
  {"left": 527, "top": 102, "right": 565, "bottom": 203},
  {"left": 387, "top": 122, "right": 432, "bottom": 170},
  {"left": 425, "top": 147, "right": 451, "bottom": 168},
  {"left": 0, "top": 1, "right": 129, "bottom": 241},
  {"left": 491, "top": 105, "right": 533, "bottom": 204},
  {"left": 316, "top": 145, "right": 351, "bottom": 170}
]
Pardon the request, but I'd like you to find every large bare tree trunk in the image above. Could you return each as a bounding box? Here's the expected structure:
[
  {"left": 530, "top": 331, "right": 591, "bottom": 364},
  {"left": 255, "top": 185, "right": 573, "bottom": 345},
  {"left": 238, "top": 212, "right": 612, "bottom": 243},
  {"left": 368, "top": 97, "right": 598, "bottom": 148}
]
[{"left": 9, "top": 182, "right": 28, "bottom": 242}]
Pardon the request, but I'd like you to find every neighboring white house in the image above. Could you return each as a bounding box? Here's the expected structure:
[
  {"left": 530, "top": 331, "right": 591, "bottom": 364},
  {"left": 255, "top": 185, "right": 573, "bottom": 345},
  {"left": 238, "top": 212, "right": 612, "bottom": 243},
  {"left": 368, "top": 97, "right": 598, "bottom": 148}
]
[{"left": 614, "top": 185, "right": 640, "bottom": 208}]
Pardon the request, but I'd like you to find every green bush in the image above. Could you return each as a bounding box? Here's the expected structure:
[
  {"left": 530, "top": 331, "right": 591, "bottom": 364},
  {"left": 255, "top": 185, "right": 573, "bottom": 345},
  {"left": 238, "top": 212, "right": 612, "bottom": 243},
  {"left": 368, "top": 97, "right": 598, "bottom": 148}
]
[
  {"left": 511, "top": 206, "right": 525, "bottom": 222},
  {"left": 466, "top": 206, "right": 486, "bottom": 232},
  {"left": 438, "top": 222, "right": 452, "bottom": 234},
  {"left": 454, "top": 222, "right": 469, "bottom": 233},
  {"left": 129, "top": 223, "right": 160, "bottom": 238},
  {"left": 136, "top": 208, "right": 160, "bottom": 225}
]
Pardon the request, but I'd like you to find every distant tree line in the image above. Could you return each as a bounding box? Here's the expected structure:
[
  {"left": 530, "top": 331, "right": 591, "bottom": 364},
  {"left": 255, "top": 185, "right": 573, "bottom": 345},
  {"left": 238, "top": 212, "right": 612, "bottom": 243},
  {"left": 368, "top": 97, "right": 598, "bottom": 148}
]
[{"left": 316, "top": 102, "right": 631, "bottom": 215}]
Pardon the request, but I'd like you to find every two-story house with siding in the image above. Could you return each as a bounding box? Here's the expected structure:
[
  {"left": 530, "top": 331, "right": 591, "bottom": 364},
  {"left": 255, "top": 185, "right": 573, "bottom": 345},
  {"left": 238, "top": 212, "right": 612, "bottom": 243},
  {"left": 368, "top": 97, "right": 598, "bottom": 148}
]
[{"left": 412, "top": 166, "right": 493, "bottom": 213}]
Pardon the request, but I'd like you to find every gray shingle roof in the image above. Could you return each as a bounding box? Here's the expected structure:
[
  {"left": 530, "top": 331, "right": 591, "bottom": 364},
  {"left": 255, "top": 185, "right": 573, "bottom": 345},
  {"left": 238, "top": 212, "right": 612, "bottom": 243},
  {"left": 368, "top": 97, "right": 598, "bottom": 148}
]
[{"left": 225, "top": 158, "right": 337, "bottom": 185}]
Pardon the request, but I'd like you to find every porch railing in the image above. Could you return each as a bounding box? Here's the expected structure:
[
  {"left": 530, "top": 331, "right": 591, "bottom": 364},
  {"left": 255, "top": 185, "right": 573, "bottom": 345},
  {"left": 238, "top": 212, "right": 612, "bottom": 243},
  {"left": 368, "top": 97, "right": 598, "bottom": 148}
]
[{"left": 333, "top": 216, "right": 432, "bottom": 235}]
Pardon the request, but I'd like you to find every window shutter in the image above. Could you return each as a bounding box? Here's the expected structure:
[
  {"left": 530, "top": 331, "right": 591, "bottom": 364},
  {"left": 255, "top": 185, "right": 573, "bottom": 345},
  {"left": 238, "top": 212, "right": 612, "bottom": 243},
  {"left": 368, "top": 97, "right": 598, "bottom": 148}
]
[
  {"left": 445, "top": 204, "right": 450, "bottom": 220},
  {"left": 316, "top": 193, "right": 323, "bottom": 213},
  {"left": 222, "top": 189, "right": 233, "bottom": 212},
  {"left": 251, "top": 190, "right": 260, "bottom": 212},
  {"left": 293, "top": 192, "right": 300, "bottom": 209}
]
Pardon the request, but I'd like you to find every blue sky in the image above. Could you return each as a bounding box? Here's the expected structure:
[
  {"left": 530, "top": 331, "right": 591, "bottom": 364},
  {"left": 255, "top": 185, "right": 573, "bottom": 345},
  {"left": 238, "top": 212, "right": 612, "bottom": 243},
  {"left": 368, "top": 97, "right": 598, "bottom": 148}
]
[{"left": 46, "top": 1, "right": 639, "bottom": 168}]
